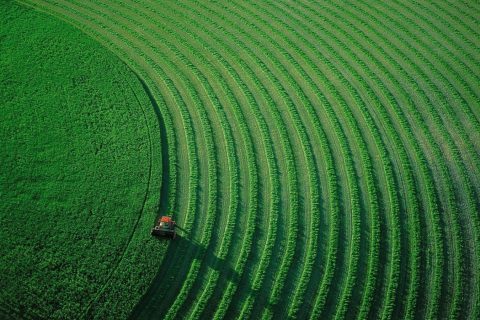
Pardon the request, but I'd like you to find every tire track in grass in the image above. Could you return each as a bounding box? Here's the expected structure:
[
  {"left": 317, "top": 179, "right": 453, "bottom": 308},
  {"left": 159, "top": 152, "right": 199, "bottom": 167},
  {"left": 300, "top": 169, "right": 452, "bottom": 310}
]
[
  {"left": 79, "top": 76, "right": 154, "bottom": 317},
  {"left": 18, "top": 0, "right": 182, "bottom": 249},
  {"left": 14, "top": 1, "right": 480, "bottom": 318}
]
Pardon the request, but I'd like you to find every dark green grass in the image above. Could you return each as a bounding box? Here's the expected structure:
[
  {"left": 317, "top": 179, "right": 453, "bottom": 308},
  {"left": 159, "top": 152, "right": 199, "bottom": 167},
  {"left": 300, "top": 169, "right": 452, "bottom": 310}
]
[{"left": 0, "top": 2, "right": 164, "bottom": 319}]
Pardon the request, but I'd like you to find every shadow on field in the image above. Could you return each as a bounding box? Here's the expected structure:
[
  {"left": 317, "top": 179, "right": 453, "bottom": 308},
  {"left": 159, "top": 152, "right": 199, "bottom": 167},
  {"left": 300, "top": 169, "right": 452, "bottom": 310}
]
[
  {"left": 130, "top": 231, "right": 241, "bottom": 319},
  {"left": 135, "top": 73, "right": 170, "bottom": 215},
  {"left": 149, "top": 226, "right": 241, "bottom": 284}
]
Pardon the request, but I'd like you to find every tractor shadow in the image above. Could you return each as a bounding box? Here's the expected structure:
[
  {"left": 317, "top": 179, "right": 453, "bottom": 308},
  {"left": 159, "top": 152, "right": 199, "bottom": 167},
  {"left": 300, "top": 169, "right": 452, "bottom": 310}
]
[
  {"left": 131, "top": 231, "right": 242, "bottom": 318},
  {"left": 168, "top": 231, "right": 240, "bottom": 284}
]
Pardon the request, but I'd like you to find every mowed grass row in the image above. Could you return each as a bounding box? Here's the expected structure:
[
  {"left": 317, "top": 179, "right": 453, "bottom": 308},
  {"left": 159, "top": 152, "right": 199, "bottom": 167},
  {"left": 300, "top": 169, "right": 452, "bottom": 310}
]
[
  {"left": 160, "top": 3, "right": 303, "bottom": 319},
  {"left": 127, "top": 3, "right": 281, "bottom": 319},
  {"left": 285, "top": 2, "right": 428, "bottom": 317},
  {"left": 344, "top": 1, "right": 478, "bottom": 318},
  {"left": 82, "top": 1, "right": 284, "bottom": 318},
  {"left": 220, "top": 2, "right": 383, "bottom": 319},
  {"left": 294, "top": 1, "right": 478, "bottom": 318},
  {"left": 159, "top": 2, "right": 350, "bottom": 320},
  {"left": 18, "top": 0, "right": 480, "bottom": 319},
  {"left": 310, "top": 1, "right": 478, "bottom": 318}
]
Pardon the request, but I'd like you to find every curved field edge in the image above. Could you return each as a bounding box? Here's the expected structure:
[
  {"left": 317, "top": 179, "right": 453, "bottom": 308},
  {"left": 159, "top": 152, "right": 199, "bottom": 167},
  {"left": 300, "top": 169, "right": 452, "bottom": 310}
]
[{"left": 0, "top": 2, "right": 165, "bottom": 319}]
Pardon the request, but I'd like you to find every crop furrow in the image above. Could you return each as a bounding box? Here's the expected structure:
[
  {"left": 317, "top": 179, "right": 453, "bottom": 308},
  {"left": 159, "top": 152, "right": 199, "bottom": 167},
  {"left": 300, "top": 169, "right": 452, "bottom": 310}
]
[
  {"left": 383, "top": 1, "right": 480, "bottom": 165},
  {"left": 121, "top": 2, "right": 273, "bottom": 318},
  {"left": 83, "top": 6, "right": 224, "bottom": 319},
  {"left": 152, "top": 1, "right": 290, "bottom": 318},
  {"left": 431, "top": 1, "right": 480, "bottom": 52},
  {"left": 215, "top": 2, "right": 335, "bottom": 318},
  {"left": 338, "top": 2, "right": 472, "bottom": 318},
  {"left": 159, "top": 2, "right": 286, "bottom": 318},
  {"left": 8, "top": 1, "right": 479, "bottom": 319}
]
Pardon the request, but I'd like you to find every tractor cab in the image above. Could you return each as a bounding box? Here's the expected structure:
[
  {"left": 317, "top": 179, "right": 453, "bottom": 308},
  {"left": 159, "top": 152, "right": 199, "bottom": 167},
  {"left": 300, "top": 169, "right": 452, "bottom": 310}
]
[{"left": 151, "top": 216, "right": 176, "bottom": 239}]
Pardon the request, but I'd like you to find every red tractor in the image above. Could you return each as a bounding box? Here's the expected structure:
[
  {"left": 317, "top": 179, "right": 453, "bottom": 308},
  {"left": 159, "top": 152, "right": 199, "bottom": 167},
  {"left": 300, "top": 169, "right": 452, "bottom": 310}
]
[{"left": 151, "top": 216, "right": 176, "bottom": 239}]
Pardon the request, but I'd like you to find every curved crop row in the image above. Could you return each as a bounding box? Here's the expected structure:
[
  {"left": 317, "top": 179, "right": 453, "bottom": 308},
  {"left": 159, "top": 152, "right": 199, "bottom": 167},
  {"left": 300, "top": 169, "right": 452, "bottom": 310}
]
[
  {"left": 255, "top": 1, "right": 404, "bottom": 318},
  {"left": 330, "top": 1, "right": 476, "bottom": 318},
  {"left": 161, "top": 1, "right": 300, "bottom": 318},
  {"left": 118, "top": 3, "right": 273, "bottom": 318},
  {"left": 350, "top": 2, "right": 479, "bottom": 318},
  {"left": 45, "top": 2, "right": 213, "bottom": 316},
  {"left": 232, "top": 3, "right": 373, "bottom": 320},
  {"left": 309, "top": 2, "right": 446, "bottom": 318},
  {"left": 205, "top": 4, "right": 324, "bottom": 318},
  {"left": 171, "top": 4, "right": 316, "bottom": 320},
  {"left": 148, "top": 3, "right": 283, "bottom": 319},
  {"left": 15, "top": 2, "right": 197, "bottom": 318},
  {"left": 299, "top": 3, "right": 429, "bottom": 318},
  {"left": 191, "top": 3, "right": 360, "bottom": 320},
  {"left": 380, "top": 1, "right": 480, "bottom": 176}
]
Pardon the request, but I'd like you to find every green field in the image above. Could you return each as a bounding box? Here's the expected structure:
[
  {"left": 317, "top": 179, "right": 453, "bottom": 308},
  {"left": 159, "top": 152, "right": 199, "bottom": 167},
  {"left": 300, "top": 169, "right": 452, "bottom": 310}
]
[{"left": 1, "top": 0, "right": 479, "bottom": 319}]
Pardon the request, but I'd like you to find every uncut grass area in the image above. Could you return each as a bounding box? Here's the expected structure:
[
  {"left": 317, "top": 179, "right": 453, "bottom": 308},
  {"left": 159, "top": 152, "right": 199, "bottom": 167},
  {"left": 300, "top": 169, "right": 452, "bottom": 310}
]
[{"left": 0, "top": 1, "right": 165, "bottom": 319}]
